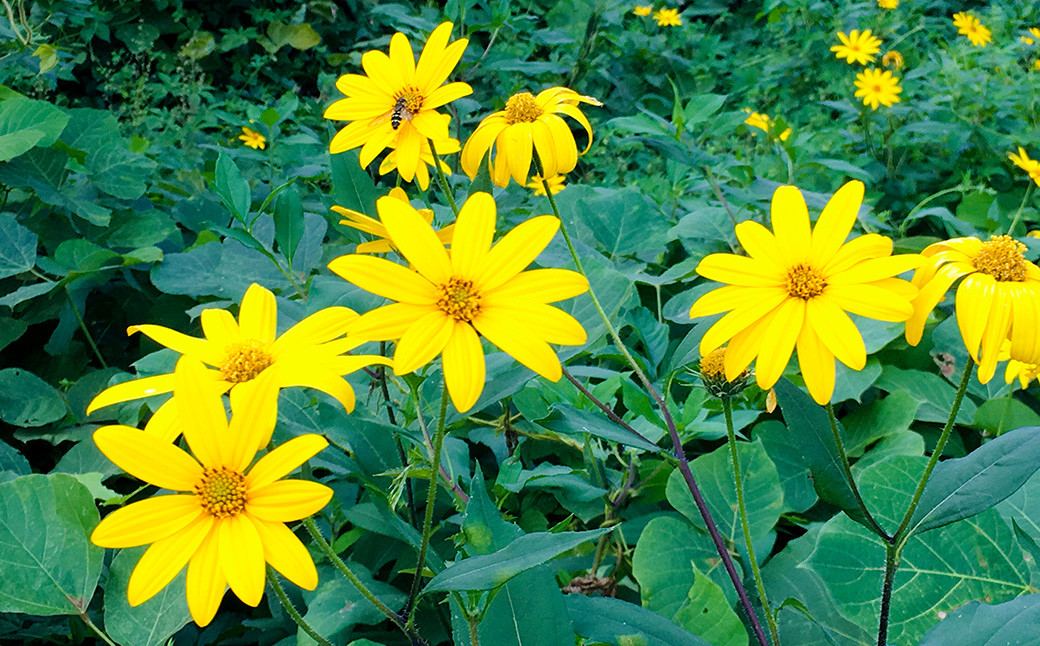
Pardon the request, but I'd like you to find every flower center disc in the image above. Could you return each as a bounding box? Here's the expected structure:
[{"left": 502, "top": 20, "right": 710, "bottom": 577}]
[
  {"left": 785, "top": 263, "right": 827, "bottom": 300},
  {"left": 437, "top": 277, "right": 481, "bottom": 322},
  {"left": 221, "top": 340, "right": 273, "bottom": 383},
  {"left": 195, "top": 466, "right": 247, "bottom": 517},
  {"left": 504, "top": 92, "right": 544, "bottom": 124},
  {"left": 973, "top": 235, "right": 1027, "bottom": 282},
  {"left": 395, "top": 88, "right": 424, "bottom": 113},
  {"left": 699, "top": 347, "right": 727, "bottom": 380}
]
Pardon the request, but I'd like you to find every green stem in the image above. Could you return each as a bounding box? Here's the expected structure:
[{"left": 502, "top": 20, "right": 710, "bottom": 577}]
[
  {"left": 302, "top": 517, "right": 415, "bottom": 639},
  {"left": 893, "top": 360, "right": 974, "bottom": 542},
  {"left": 429, "top": 139, "right": 460, "bottom": 217},
  {"left": 405, "top": 383, "right": 451, "bottom": 625},
  {"left": 996, "top": 388, "right": 1014, "bottom": 437},
  {"left": 825, "top": 404, "right": 890, "bottom": 540},
  {"left": 1006, "top": 183, "right": 1034, "bottom": 236},
  {"left": 876, "top": 544, "right": 900, "bottom": 646},
  {"left": 468, "top": 613, "right": 482, "bottom": 646},
  {"left": 78, "top": 611, "right": 118, "bottom": 646},
  {"left": 266, "top": 565, "right": 335, "bottom": 646},
  {"left": 724, "top": 400, "right": 779, "bottom": 646},
  {"left": 65, "top": 286, "right": 108, "bottom": 369}
]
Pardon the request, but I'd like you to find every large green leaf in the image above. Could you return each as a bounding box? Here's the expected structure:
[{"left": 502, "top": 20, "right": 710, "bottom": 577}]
[
  {"left": 566, "top": 595, "right": 712, "bottom": 646},
  {"left": 423, "top": 527, "right": 612, "bottom": 593},
  {"left": 672, "top": 569, "right": 747, "bottom": 646},
  {"left": 214, "top": 152, "right": 250, "bottom": 220},
  {"left": 906, "top": 425, "right": 1040, "bottom": 536},
  {"left": 85, "top": 143, "right": 155, "bottom": 200},
  {"left": 0, "top": 97, "right": 69, "bottom": 147},
  {"left": 274, "top": 185, "right": 304, "bottom": 264},
  {"left": 0, "top": 368, "right": 67, "bottom": 427},
  {"left": 808, "top": 456, "right": 1030, "bottom": 644},
  {"left": 0, "top": 213, "right": 37, "bottom": 279},
  {"left": 874, "top": 366, "right": 976, "bottom": 424},
  {"left": 553, "top": 185, "right": 670, "bottom": 262},
  {"left": 297, "top": 563, "right": 406, "bottom": 646},
  {"left": 0, "top": 474, "right": 102, "bottom": 615},
  {"left": 0, "top": 129, "right": 46, "bottom": 163},
  {"left": 103, "top": 547, "right": 191, "bottom": 646},
  {"left": 757, "top": 420, "right": 818, "bottom": 513},
  {"left": 665, "top": 439, "right": 783, "bottom": 547},
  {"left": 330, "top": 149, "right": 377, "bottom": 217},
  {"left": 917, "top": 593, "right": 1040, "bottom": 645},
  {"left": 539, "top": 403, "right": 662, "bottom": 453},
  {"left": 0, "top": 438, "right": 30, "bottom": 483}
]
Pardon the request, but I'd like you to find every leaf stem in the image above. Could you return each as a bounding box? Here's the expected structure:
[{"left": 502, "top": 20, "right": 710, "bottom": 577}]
[
  {"left": 266, "top": 565, "right": 334, "bottom": 646},
  {"left": 1006, "top": 183, "right": 1034, "bottom": 236},
  {"left": 467, "top": 612, "right": 482, "bottom": 646},
  {"left": 876, "top": 544, "right": 900, "bottom": 646},
  {"left": 78, "top": 610, "right": 118, "bottom": 646},
  {"left": 65, "top": 286, "right": 108, "bottom": 369},
  {"left": 429, "top": 140, "right": 460, "bottom": 217},
  {"left": 825, "top": 403, "right": 890, "bottom": 540},
  {"left": 724, "top": 400, "right": 779, "bottom": 645},
  {"left": 561, "top": 366, "right": 658, "bottom": 448}
]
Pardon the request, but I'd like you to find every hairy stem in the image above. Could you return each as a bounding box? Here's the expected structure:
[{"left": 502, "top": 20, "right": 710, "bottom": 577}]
[
  {"left": 267, "top": 565, "right": 335, "bottom": 646},
  {"left": 825, "top": 403, "right": 890, "bottom": 540},
  {"left": 429, "top": 140, "right": 460, "bottom": 217}
]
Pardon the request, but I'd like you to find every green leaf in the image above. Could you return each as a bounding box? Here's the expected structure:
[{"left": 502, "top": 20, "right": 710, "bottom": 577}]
[
  {"left": 298, "top": 563, "right": 406, "bottom": 646},
  {"left": 85, "top": 143, "right": 156, "bottom": 200},
  {"left": 672, "top": 569, "right": 747, "bottom": 646},
  {"left": 330, "top": 149, "right": 377, "bottom": 217},
  {"left": 566, "top": 595, "right": 713, "bottom": 646},
  {"left": 757, "top": 420, "right": 818, "bottom": 513},
  {"left": 273, "top": 185, "right": 304, "bottom": 263},
  {"left": 774, "top": 378, "right": 874, "bottom": 532},
  {"left": 0, "top": 129, "right": 46, "bottom": 162},
  {"left": 0, "top": 97, "right": 69, "bottom": 147},
  {"left": 875, "top": 366, "right": 976, "bottom": 425},
  {"left": 918, "top": 594, "right": 1040, "bottom": 645},
  {"left": 906, "top": 425, "right": 1040, "bottom": 536},
  {"left": 539, "top": 403, "right": 661, "bottom": 453},
  {"left": 103, "top": 546, "right": 191, "bottom": 646},
  {"left": 33, "top": 44, "right": 58, "bottom": 73},
  {"left": 115, "top": 23, "right": 160, "bottom": 54},
  {"left": 0, "top": 368, "right": 67, "bottom": 427},
  {"left": 423, "top": 527, "right": 612, "bottom": 593},
  {"left": 974, "top": 398, "right": 1040, "bottom": 434},
  {"left": 808, "top": 456, "right": 1030, "bottom": 644},
  {"left": 0, "top": 213, "right": 37, "bottom": 278},
  {"left": 0, "top": 281, "right": 57, "bottom": 308},
  {"left": 0, "top": 438, "right": 30, "bottom": 482},
  {"left": 54, "top": 239, "right": 120, "bottom": 272},
  {"left": 267, "top": 21, "right": 321, "bottom": 50},
  {"left": 214, "top": 152, "right": 250, "bottom": 221},
  {"left": 554, "top": 186, "right": 670, "bottom": 261},
  {"left": 665, "top": 440, "right": 783, "bottom": 546},
  {"left": 468, "top": 152, "right": 494, "bottom": 197},
  {"left": 0, "top": 474, "right": 102, "bottom": 615}
]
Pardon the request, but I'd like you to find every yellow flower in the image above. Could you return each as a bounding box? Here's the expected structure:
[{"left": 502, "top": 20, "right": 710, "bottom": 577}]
[
  {"left": 90, "top": 358, "right": 332, "bottom": 626},
  {"left": 962, "top": 20, "right": 993, "bottom": 47},
  {"left": 997, "top": 340, "right": 1040, "bottom": 389},
  {"left": 238, "top": 127, "right": 266, "bottom": 150},
  {"left": 377, "top": 137, "right": 461, "bottom": 191},
  {"left": 528, "top": 173, "right": 566, "bottom": 195},
  {"left": 877, "top": 0, "right": 898, "bottom": 8},
  {"left": 653, "top": 8, "right": 682, "bottom": 26},
  {"left": 87, "top": 284, "right": 388, "bottom": 443},
  {"left": 333, "top": 187, "right": 454, "bottom": 254},
  {"left": 1009, "top": 146, "right": 1040, "bottom": 187},
  {"left": 882, "top": 50, "right": 904, "bottom": 70},
  {"left": 1035, "top": 59, "right": 1040, "bottom": 71},
  {"left": 952, "top": 12, "right": 977, "bottom": 33},
  {"left": 742, "top": 109, "right": 792, "bottom": 142},
  {"left": 633, "top": 5, "right": 652, "bottom": 16},
  {"left": 1022, "top": 35, "right": 1035, "bottom": 45},
  {"left": 324, "top": 22, "right": 472, "bottom": 185},
  {"left": 854, "top": 68, "right": 902, "bottom": 110},
  {"left": 328, "top": 192, "right": 589, "bottom": 412},
  {"left": 1030, "top": 28, "right": 1040, "bottom": 40},
  {"left": 461, "top": 87, "right": 601, "bottom": 188},
  {"left": 695, "top": 346, "right": 751, "bottom": 399},
  {"left": 831, "top": 29, "right": 883, "bottom": 65},
  {"left": 689, "top": 181, "right": 921, "bottom": 405},
  {"left": 905, "top": 236, "right": 1040, "bottom": 383}
]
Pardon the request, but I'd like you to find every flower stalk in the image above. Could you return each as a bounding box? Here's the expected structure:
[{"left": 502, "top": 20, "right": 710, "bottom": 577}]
[{"left": 267, "top": 565, "right": 335, "bottom": 646}]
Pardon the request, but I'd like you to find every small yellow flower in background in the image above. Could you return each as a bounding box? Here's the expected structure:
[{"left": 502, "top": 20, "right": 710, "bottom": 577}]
[
  {"left": 238, "top": 127, "right": 266, "bottom": 150},
  {"left": 87, "top": 284, "right": 388, "bottom": 442},
  {"left": 882, "top": 50, "right": 904, "bottom": 70},
  {"left": 333, "top": 187, "right": 454, "bottom": 254},
  {"left": 1034, "top": 59, "right": 1040, "bottom": 71},
  {"left": 742, "top": 109, "right": 792, "bottom": 142},
  {"left": 1022, "top": 35, "right": 1035, "bottom": 45},
  {"left": 328, "top": 192, "right": 589, "bottom": 412},
  {"left": 877, "top": 0, "right": 898, "bottom": 8},
  {"left": 461, "top": 87, "right": 601, "bottom": 188},
  {"left": 854, "top": 68, "right": 902, "bottom": 110},
  {"left": 653, "top": 8, "right": 682, "bottom": 26},
  {"left": 905, "top": 235, "right": 1040, "bottom": 383},
  {"left": 831, "top": 29, "right": 883, "bottom": 65},
  {"left": 528, "top": 173, "right": 566, "bottom": 195},
  {"left": 952, "top": 12, "right": 992, "bottom": 46},
  {"left": 633, "top": 5, "right": 652, "bottom": 16},
  {"left": 324, "top": 22, "right": 472, "bottom": 185},
  {"left": 378, "top": 137, "right": 460, "bottom": 191},
  {"left": 1009, "top": 146, "right": 1040, "bottom": 187},
  {"left": 688, "top": 180, "right": 922, "bottom": 405},
  {"left": 1030, "top": 28, "right": 1040, "bottom": 39},
  {"left": 90, "top": 358, "right": 332, "bottom": 626},
  {"left": 952, "top": 12, "right": 977, "bottom": 33}
]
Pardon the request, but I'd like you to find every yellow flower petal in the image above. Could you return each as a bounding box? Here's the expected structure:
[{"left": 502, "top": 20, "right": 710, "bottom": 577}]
[
  {"left": 806, "top": 298, "right": 866, "bottom": 370},
  {"left": 450, "top": 192, "right": 496, "bottom": 277},
  {"left": 393, "top": 310, "right": 454, "bottom": 374},
  {"left": 93, "top": 425, "right": 202, "bottom": 490},
  {"left": 796, "top": 326, "right": 836, "bottom": 405},
  {"left": 247, "top": 434, "right": 329, "bottom": 491},
  {"left": 905, "top": 263, "right": 966, "bottom": 344},
  {"left": 91, "top": 495, "right": 202, "bottom": 548},
  {"left": 754, "top": 298, "right": 805, "bottom": 390},
  {"left": 698, "top": 290, "right": 788, "bottom": 353},
  {"left": 735, "top": 220, "right": 785, "bottom": 268},
  {"left": 143, "top": 397, "right": 182, "bottom": 442},
  {"left": 481, "top": 303, "right": 587, "bottom": 345},
  {"left": 328, "top": 254, "right": 439, "bottom": 305},
  {"left": 127, "top": 514, "right": 213, "bottom": 606},
  {"left": 442, "top": 323, "right": 486, "bottom": 412},
  {"left": 349, "top": 302, "right": 438, "bottom": 340},
  {"left": 1009, "top": 284, "right": 1040, "bottom": 364},
  {"left": 185, "top": 526, "right": 225, "bottom": 627},
  {"left": 482, "top": 268, "right": 588, "bottom": 304},
  {"left": 274, "top": 363, "right": 357, "bottom": 412},
  {"left": 690, "top": 285, "right": 780, "bottom": 319},
  {"left": 696, "top": 253, "right": 783, "bottom": 287},
  {"left": 87, "top": 373, "right": 176, "bottom": 414},
  {"left": 461, "top": 118, "right": 508, "bottom": 178},
  {"left": 246, "top": 480, "right": 334, "bottom": 522},
  {"left": 473, "top": 308, "right": 562, "bottom": 381},
  {"left": 129, "top": 324, "right": 221, "bottom": 366},
  {"left": 770, "top": 186, "right": 811, "bottom": 262},
  {"left": 380, "top": 195, "right": 454, "bottom": 284},
  {"left": 810, "top": 180, "right": 863, "bottom": 265},
  {"left": 827, "top": 284, "right": 914, "bottom": 322},
  {"left": 272, "top": 307, "right": 358, "bottom": 354},
  {"left": 218, "top": 514, "right": 265, "bottom": 607},
  {"left": 475, "top": 216, "right": 560, "bottom": 292},
  {"left": 253, "top": 519, "right": 318, "bottom": 590},
  {"left": 725, "top": 315, "right": 771, "bottom": 381},
  {"left": 238, "top": 284, "right": 277, "bottom": 342},
  {"left": 200, "top": 308, "right": 240, "bottom": 351},
  {"left": 225, "top": 368, "right": 279, "bottom": 467},
  {"left": 955, "top": 273, "right": 997, "bottom": 360},
  {"left": 175, "top": 357, "right": 229, "bottom": 468}
]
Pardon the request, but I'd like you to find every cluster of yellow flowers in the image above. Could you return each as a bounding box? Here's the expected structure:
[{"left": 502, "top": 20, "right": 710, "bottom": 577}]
[
  {"left": 832, "top": 29, "right": 902, "bottom": 110},
  {"left": 632, "top": 5, "right": 682, "bottom": 27}
]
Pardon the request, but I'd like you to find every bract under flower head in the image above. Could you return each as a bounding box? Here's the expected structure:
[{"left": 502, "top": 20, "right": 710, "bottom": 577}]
[
  {"left": 905, "top": 235, "right": 1040, "bottom": 383},
  {"left": 324, "top": 22, "right": 472, "bottom": 184},
  {"left": 328, "top": 192, "right": 589, "bottom": 412},
  {"left": 90, "top": 358, "right": 332, "bottom": 627},
  {"left": 461, "top": 87, "right": 601, "bottom": 188},
  {"left": 689, "top": 180, "right": 922, "bottom": 405}
]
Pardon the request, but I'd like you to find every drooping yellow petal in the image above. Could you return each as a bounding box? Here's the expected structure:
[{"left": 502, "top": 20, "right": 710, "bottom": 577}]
[
  {"left": 474, "top": 308, "right": 562, "bottom": 381},
  {"left": 91, "top": 495, "right": 203, "bottom": 548},
  {"left": 809, "top": 180, "right": 863, "bottom": 265},
  {"left": 87, "top": 373, "right": 176, "bottom": 414},
  {"left": 754, "top": 297, "right": 805, "bottom": 389},
  {"left": 218, "top": 514, "right": 265, "bottom": 607},
  {"left": 393, "top": 310, "right": 454, "bottom": 374},
  {"left": 475, "top": 216, "right": 560, "bottom": 292},
  {"left": 247, "top": 434, "right": 329, "bottom": 491},
  {"left": 450, "top": 192, "right": 496, "bottom": 278},
  {"left": 441, "top": 323, "right": 487, "bottom": 412},
  {"left": 246, "top": 480, "right": 334, "bottom": 522},
  {"left": 806, "top": 297, "right": 866, "bottom": 370},
  {"left": 770, "top": 186, "right": 812, "bottom": 263},
  {"left": 175, "top": 357, "right": 229, "bottom": 468},
  {"left": 274, "top": 363, "right": 356, "bottom": 412},
  {"left": 904, "top": 262, "right": 966, "bottom": 344},
  {"left": 328, "top": 254, "right": 440, "bottom": 305},
  {"left": 127, "top": 514, "right": 213, "bottom": 606},
  {"left": 1009, "top": 284, "right": 1040, "bottom": 364},
  {"left": 185, "top": 525, "right": 225, "bottom": 627},
  {"left": 955, "top": 273, "right": 997, "bottom": 360},
  {"left": 976, "top": 284, "right": 1013, "bottom": 384},
  {"left": 93, "top": 425, "right": 202, "bottom": 491},
  {"left": 796, "top": 325, "right": 837, "bottom": 405},
  {"left": 461, "top": 118, "right": 508, "bottom": 178},
  {"left": 252, "top": 519, "right": 318, "bottom": 590}
]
